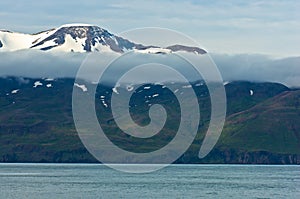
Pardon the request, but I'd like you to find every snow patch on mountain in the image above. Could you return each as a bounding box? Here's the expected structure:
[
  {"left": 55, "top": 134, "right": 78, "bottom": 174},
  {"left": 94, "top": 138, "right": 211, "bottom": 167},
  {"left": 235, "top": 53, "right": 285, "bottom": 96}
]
[
  {"left": 46, "top": 84, "right": 52, "bottom": 88},
  {"left": 135, "top": 47, "right": 172, "bottom": 54},
  {"left": 74, "top": 83, "right": 88, "bottom": 92},
  {"left": 33, "top": 81, "right": 43, "bottom": 88},
  {"left": 250, "top": 89, "right": 254, "bottom": 96},
  {"left": 0, "top": 31, "right": 37, "bottom": 51},
  {"left": 0, "top": 28, "right": 57, "bottom": 51},
  {"left": 11, "top": 89, "right": 19, "bottom": 94},
  {"left": 59, "top": 23, "right": 94, "bottom": 28},
  {"left": 44, "top": 78, "right": 54, "bottom": 81},
  {"left": 0, "top": 24, "right": 207, "bottom": 55}
]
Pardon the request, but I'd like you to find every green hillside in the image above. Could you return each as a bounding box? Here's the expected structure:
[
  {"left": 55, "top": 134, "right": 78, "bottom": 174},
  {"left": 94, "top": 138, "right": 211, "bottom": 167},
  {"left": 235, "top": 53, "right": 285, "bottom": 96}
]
[
  {"left": 0, "top": 77, "right": 299, "bottom": 164},
  {"left": 219, "top": 90, "right": 300, "bottom": 154}
]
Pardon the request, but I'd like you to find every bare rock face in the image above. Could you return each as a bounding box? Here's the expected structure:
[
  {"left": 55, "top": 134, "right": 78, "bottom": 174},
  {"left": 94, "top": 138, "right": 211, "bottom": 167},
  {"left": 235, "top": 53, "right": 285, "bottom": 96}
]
[{"left": 166, "top": 44, "right": 207, "bottom": 54}]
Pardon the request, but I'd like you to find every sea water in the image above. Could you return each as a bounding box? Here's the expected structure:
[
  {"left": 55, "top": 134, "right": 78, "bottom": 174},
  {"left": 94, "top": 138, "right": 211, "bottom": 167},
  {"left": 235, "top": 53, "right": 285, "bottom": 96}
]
[{"left": 0, "top": 164, "right": 299, "bottom": 198}]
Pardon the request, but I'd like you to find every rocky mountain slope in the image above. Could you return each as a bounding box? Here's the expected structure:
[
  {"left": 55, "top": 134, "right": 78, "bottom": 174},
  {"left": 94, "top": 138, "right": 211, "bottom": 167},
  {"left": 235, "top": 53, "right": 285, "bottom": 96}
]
[{"left": 0, "top": 24, "right": 206, "bottom": 54}]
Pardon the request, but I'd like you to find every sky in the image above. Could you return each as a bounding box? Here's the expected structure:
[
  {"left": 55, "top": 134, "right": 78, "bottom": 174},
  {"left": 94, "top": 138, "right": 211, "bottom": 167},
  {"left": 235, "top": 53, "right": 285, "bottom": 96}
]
[{"left": 0, "top": 0, "right": 299, "bottom": 57}]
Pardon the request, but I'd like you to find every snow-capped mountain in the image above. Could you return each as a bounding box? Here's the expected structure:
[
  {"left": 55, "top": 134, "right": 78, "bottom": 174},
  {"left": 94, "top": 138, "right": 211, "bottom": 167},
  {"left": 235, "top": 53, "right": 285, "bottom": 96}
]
[{"left": 0, "top": 23, "right": 206, "bottom": 54}]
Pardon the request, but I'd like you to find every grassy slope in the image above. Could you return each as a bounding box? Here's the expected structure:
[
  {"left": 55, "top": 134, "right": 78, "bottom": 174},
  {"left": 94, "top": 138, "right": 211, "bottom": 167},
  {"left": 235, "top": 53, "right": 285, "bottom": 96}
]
[
  {"left": 219, "top": 90, "right": 300, "bottom": 154},
  {"left": 0, "top": 77, "right": 299, "bottom": 163}
]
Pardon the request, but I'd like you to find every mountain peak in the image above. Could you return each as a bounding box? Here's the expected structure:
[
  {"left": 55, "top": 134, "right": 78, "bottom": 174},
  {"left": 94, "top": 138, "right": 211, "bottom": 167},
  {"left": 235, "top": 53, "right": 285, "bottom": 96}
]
[
  {"left": 30, "top": 24, "right": 119, "bottom": 52},
  {"left": 58, "top": 23, "right": 96, "bottom": 28},
  {"left": 0, "top": 24, "right": 207, "bottom": 54}
]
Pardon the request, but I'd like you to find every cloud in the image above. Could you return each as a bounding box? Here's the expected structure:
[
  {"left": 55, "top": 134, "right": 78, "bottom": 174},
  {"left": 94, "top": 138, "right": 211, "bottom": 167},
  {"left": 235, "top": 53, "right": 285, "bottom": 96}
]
[
  {"left": 0, "top": 50, "right": 299, "bottom": 87},
  {"left": 0, "top": 50, "right": 84, "bottom": 78},
  {"left": 0, "top": 0, "right": 299, "bottom": 56},
  {"left": 212, "top": 53, "right": 300, "bottom": 87}
]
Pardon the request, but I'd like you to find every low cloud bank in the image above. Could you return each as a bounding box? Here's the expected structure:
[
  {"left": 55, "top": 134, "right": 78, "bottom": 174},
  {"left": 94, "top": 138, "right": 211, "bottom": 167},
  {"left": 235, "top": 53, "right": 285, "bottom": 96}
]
[
  {"left": 0, "top": 50, "right": 299, "bottom": 87},
  {"left": 212, "top": 54, "right": 300, "bottom": 87}
]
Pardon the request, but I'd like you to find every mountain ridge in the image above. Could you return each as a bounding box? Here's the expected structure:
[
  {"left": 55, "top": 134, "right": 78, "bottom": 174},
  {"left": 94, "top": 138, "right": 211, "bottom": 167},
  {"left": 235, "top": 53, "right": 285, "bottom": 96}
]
[
  {"left": 0, "top": 77, "right": 299, "bottom": 164},
  {"left": 0, "top": 24, "right": 207, "bottom": 54}
]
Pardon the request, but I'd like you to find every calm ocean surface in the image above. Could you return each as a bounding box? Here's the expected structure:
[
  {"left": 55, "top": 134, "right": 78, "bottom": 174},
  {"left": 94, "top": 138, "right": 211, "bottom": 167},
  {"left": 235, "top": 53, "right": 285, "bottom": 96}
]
[{"left": 0, "top": 164, "right": 299, "bottom": 199}]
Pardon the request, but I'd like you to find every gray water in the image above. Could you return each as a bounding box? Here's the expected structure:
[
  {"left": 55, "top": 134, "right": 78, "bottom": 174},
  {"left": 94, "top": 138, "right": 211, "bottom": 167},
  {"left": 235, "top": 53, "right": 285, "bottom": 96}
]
[{"left": 0, "top": 164, "right": 299, "bottom": 199}]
